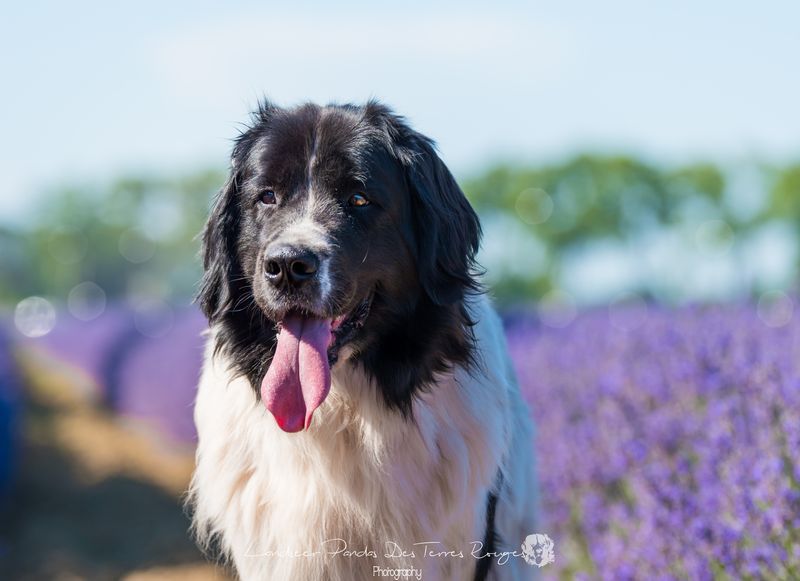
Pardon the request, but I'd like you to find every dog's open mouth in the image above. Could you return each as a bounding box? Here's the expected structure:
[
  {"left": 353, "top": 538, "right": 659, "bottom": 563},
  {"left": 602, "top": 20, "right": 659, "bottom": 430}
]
[{"left": 260, "top": 295, "right": 372, "bottom": 433}]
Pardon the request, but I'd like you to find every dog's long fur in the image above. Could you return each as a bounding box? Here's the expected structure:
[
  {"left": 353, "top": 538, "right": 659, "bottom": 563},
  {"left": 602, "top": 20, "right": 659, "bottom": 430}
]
[{"left": 189, "top": 101, "right": 538, "bottom": 580}]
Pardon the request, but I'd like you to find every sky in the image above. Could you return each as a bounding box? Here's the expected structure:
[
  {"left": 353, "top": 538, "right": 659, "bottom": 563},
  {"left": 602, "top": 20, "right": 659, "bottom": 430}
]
[{"left": 1, "top": 0, "right": 799, "bottom": 222}]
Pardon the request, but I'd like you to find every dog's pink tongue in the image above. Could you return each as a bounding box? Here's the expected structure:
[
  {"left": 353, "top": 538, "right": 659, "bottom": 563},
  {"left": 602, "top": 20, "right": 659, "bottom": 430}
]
[{"left": 261, "top": 315, "right": 332, "bottom": 432}]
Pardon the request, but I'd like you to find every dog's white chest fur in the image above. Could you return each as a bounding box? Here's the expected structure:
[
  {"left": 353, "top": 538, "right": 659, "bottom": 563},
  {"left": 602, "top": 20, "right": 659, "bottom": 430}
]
[{"left": 190, "top": 298, "right": 538, "bottom": 580}]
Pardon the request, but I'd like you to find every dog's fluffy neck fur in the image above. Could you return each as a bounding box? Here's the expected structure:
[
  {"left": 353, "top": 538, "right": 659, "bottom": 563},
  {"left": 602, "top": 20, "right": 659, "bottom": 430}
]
[{"left": 190, "top": 296, "right": 537, "bottom": 581}]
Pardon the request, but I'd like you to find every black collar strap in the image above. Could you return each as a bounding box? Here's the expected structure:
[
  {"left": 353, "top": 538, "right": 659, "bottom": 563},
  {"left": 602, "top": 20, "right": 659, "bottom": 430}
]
[{"left": 473, "top": 472, "right": 503, "bottom": 581}]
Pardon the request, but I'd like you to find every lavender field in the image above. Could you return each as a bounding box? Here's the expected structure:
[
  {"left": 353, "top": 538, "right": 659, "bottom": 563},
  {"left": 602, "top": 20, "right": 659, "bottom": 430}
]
[
  {"left": 30, "top": 306, "right": 206, "bottom": 444},
  {"left": 4, "top": 302, "right": 800, "bottom": 578},
  {"left": 0, "top": 310, "right": 223, "bottom": 580},
  {"left": 510, "top": 305, "right": 800, "bottom": 579}
]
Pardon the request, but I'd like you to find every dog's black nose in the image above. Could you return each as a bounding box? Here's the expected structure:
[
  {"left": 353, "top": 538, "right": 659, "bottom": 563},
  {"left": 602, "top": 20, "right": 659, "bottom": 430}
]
[{"left": 264, "top": 246, "right": 320, "bottom": 287}]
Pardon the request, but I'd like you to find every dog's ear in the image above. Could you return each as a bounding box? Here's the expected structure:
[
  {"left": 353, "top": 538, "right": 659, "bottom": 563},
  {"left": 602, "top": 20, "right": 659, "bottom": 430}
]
[
  {"left": 197, "top": 170, "right": 240, "bottom": 321},
  {"left": 363, "top": 101, "right": 481, "bottom": 304},
  {"left": 197, "top": 99, "right": 279, "bottom": 321},
  {"left": 403, "top": 133, "right": 482, "bottom": 305}
]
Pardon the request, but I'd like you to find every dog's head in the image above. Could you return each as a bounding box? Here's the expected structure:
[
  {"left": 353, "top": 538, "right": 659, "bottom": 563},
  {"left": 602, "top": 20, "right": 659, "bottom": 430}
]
[{"left": 198, "top": 101, "right": 481, "bottom": 432}]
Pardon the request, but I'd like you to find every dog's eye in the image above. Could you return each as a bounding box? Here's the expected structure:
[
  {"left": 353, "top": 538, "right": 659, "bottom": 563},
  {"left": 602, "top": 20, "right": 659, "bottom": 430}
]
[
  {"left": 259, "top": 190, "right": 276, "bottom": 205},
  {"left": 348, "top": 193, "right": 370, "bottom": 207}
]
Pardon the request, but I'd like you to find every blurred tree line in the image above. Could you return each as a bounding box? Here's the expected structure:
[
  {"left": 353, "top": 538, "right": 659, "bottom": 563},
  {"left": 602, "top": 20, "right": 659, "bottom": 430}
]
[
  {"left": 0, "top": 171, "right": 222, "bottom": 307},
  {"left": 463, "top": 156, "right": 799, "bottom": 303},
  {"left": 0, "top": 156, "right": 798, "bottom": 308}
]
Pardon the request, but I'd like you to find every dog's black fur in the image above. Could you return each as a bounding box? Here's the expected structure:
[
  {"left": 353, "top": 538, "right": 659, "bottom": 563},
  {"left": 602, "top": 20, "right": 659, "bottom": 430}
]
[{"left": 197, "top": 100, "right": 482, "bottom": 413}]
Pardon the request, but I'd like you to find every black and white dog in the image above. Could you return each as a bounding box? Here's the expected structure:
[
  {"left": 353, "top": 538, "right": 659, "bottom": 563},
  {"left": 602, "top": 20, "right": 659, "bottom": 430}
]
[{"left": 190, "top": 101, "right": 538, "bottom": 580}]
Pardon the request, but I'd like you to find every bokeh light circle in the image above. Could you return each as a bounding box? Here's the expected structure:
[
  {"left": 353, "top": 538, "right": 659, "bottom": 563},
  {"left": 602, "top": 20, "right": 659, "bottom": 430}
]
[
  {"left": 67, "top": 281, "right": 107, "bottom": 321},
  {"left": 757, "top": 291, "right": 793, "bottom": 328},
  {"left": 539, "top": 290, "right": 577, "bottom": 328},
  {"left": 119, "top": 229, "right": 156, "bottom": 264},
  {"left": 14, "top": 296, "right": 57, "bottom": 338},
  {"left": 515, "top": 188, "right": 554, "bottom": 225}
]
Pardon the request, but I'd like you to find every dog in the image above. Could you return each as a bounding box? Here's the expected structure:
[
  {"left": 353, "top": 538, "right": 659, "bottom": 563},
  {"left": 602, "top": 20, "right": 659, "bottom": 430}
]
[{"left": 189, "top": 100, "right": 538, "bottom": 580}]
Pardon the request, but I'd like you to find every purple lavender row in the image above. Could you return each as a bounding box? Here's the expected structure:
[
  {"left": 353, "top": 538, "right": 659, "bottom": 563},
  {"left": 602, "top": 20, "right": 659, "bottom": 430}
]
[
  {"left": 508, "top": 304, "right": 800, "bottom": 579},
  {"left": 30, "top": 305, "right": 207, "bottom": 444},
  {"left": 21, "top": 301, "right": 800, "bottom": 576}
]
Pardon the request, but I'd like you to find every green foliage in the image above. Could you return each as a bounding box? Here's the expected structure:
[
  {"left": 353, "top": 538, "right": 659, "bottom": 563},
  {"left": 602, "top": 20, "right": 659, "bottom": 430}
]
[
  {"left": 767, "top": 163, "right": 800, "bottom": 222},
  {"left": 461, "top": 155, "right": 742, "bottom": 302},
  {"left": 0, "top": 170, "right": 225, "bottom": 307},
  {"left": 463, "top": 155, "right": 800, "bottom": 302},
  {"left": 464, "top": 155, "right": 728, "bottom": 241},
  {"left": 0, "top": 155, "right": 797, "bottom": 307}
]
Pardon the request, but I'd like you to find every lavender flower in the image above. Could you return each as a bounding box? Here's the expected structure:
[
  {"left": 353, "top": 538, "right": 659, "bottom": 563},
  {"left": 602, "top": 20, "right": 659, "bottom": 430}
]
[{"left": 509, "top": 304, "right": 800, "bottom": 578}]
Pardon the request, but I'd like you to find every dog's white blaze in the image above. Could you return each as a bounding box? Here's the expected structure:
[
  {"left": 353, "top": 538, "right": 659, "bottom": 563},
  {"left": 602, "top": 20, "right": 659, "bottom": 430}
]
[
  {"left": 279, "top": 196, "right": 334, "bottom": 307},
  {"left": 279, "top": 212, "right": 331, "bottom": 254},
  {"left": 190, "top": 295, "right": 539, "bottom": 581}
]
